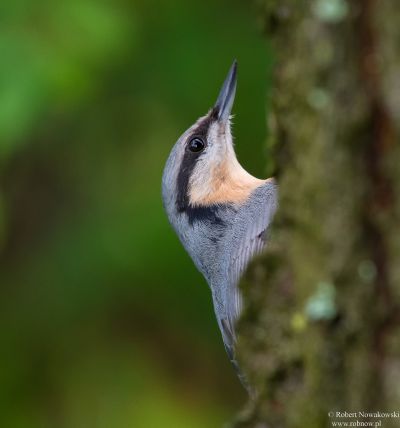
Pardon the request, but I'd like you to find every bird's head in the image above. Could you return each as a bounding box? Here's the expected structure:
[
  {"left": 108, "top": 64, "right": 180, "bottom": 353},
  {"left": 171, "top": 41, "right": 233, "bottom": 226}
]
[{"left": 162, "top": 60, "right": 265, "bottom": 224}]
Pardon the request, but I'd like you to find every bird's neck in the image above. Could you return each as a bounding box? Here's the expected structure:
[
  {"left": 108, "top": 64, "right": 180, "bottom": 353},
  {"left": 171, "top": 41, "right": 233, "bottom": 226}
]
[{"left": 188, "top": 151, "right": 266, "bottom": 207}]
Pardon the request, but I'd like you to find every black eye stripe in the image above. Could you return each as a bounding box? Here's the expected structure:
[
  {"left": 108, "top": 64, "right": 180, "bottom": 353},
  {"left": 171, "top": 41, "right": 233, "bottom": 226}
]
[{"left": 176, "top": 113, "right": 214, "bottom": 212}]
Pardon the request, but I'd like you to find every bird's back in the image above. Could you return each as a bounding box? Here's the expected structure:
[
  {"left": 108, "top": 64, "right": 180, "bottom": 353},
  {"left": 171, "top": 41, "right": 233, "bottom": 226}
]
[{"left": 213, "top": 179, "right": 278, "bottom": 376}]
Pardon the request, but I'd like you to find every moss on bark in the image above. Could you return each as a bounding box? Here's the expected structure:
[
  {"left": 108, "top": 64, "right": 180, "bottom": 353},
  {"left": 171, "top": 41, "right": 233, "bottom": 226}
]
[{"left": 234, "top": 1, "right": 400, "bottom": 427}]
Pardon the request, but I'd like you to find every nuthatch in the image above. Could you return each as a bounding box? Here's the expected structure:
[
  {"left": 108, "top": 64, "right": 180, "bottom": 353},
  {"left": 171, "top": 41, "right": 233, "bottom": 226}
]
[{"left": 162, "top": 61, "right": 278, "bottom": 386}]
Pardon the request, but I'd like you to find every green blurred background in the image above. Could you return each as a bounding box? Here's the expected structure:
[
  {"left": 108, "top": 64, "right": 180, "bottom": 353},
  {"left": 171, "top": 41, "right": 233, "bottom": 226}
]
[{"left": 0, "top": 1, "right": 272, "bottom": 426}]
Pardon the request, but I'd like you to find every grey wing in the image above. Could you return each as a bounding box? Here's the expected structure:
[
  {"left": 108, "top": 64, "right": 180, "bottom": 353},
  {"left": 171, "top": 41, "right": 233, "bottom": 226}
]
[{"left": 219, "top": 181, "right": 278, "bottom": 365}]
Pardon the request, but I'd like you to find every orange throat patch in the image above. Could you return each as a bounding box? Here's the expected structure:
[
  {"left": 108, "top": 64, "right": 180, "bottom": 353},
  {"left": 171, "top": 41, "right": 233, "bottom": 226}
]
[{"left": 188, "top": 158, "right": 270, "bottom": 206}]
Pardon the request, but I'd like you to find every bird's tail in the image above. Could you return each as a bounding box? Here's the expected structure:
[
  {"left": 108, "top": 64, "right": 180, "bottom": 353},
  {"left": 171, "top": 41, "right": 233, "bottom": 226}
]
[{"left": 220, "top": 318, "right": 256, "bottom": 397}]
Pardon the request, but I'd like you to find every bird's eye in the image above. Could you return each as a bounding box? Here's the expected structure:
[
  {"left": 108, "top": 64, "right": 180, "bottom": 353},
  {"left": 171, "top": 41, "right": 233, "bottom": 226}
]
[{"left": 188, "top": 137, "right": 205, "bottom": 153}]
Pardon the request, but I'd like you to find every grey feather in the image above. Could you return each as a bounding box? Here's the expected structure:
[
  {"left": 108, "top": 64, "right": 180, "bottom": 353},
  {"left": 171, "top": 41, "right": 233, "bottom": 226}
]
[{"left": 218, "top": 182, "right": 277, "bottom": 369}]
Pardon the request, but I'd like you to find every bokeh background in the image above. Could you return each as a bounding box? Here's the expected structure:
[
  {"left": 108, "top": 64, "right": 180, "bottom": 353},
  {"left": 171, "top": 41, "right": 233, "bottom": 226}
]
[{"left": 0, "top": 1, "right": 272, "bottom": 426}]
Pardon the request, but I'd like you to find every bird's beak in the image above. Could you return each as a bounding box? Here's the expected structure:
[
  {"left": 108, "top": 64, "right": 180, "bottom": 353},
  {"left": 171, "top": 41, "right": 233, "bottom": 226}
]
[{"left": 214, "top": 60, "right": 237, "bottom": 123}]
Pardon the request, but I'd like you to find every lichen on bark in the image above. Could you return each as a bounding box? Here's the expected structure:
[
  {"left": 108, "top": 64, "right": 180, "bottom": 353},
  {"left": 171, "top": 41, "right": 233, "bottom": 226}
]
[{"left": 234, "top": 1, "right": 400, "bottom": 427}]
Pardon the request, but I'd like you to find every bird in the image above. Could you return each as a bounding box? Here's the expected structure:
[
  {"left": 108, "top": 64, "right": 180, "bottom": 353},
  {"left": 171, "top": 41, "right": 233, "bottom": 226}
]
[{"left": 161, "top": 60, "right": 278, "bottom": 388}]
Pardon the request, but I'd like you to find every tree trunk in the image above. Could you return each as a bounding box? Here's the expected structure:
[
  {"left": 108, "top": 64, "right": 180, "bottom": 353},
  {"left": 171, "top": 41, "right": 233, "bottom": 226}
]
[{"left": 235, "top": 1, "right": 400, "bottom": 427}]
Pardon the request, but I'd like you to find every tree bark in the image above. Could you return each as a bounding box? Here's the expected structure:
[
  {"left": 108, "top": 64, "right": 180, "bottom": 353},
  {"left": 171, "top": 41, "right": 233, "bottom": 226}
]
[{"left": 234, "top": 1, "right": 400, "bottom": 427}]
